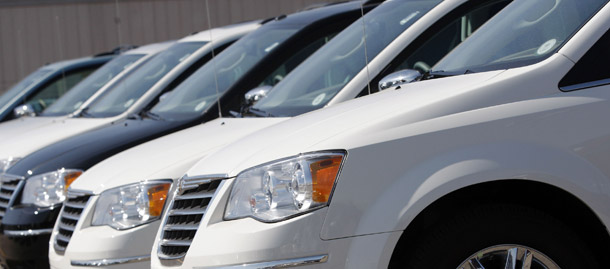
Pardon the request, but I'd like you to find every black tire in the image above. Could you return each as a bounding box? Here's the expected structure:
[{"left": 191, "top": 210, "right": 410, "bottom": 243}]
[{"left": 388, "top": 204, "right": 599, "bottom": 268}]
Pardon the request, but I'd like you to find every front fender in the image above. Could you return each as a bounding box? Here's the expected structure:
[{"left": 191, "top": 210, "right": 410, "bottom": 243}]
[{"left": 321, "top": 140, "right": 610, "bottom": 240}]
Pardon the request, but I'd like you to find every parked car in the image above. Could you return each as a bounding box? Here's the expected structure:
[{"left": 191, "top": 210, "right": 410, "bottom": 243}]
[
  {"left": 147, "top": 0, "right": 610, "bottom": 268},
  {"left": 45, "top": 2, "right": 384, "bottom": 267},
  {"left": 0, "top": 23, "right": 257, "bottom": 268},
  {"left": 7, "top": 2, "right": 373, "bottom": 268},
  {"left": 0, "top": 21, "right": 257, "bottom": 175},
  {"left": 0, "top": 52, "right": 117, "bottom": 123},
  {"left": 0, "top": 42, "right": 171, "bottom": 142},
  {"left": 50, "top": 0, "right": 513, "bottom": 268}
]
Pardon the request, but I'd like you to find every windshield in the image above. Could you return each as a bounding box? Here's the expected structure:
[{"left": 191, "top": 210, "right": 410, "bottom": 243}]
[
  {"left": 150, "top": 26, "right": 299, "bottom": 120},
  {"left": 252, "top": 0, "right": 442, "bottom": 117},
  {"left": 433, "top": 0, "right": 607, "bottom": 73},
  {"left": 84, "top": 42, "right": 206, "bottom": 117},
  {"left": 41, "top": 54, "right": 144, "bottom": 116},
  {"left": 0, "top": 69, "right": 52, "bottom": 110}
]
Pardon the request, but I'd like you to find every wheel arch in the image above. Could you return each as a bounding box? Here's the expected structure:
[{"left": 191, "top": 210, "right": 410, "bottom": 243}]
[{"left": 389, "top": 179, "right": 610, "bottom": 266}]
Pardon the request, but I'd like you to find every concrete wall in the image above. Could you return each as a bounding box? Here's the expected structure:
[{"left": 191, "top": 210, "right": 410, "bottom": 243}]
[{"left": 0, "top": 0, "right": 340, "bottom": 94}]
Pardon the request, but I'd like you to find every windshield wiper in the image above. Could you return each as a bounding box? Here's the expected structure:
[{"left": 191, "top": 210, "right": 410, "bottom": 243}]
[
  {"left": 78, "top": 107, "right": 95, "bottom": 118},
  {"left": 247, "top": 107, "right": 275, "bottom": 117},
  {"left": 229, "top": 110, "right": 243, "bottom": 118},
  {"left": 141, "top": 110, "right": 165, "bottom": 121},
  {"left": 420, "top": 69, "right": 476, "bottom": 81}
]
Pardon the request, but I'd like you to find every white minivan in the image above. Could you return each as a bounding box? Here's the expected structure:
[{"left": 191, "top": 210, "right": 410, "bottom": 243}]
[
  {"left": 51, "top": 0, "right": 515, "bottom": 267},
  {"left": 150, "top": 0, "right": 610, "bottom": 268}
]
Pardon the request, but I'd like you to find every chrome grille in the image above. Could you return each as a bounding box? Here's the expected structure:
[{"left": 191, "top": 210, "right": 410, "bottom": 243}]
[
  {"left": 158, "top": 176, "right": 224, "bottom": 260},
  {"left": 54, "top": 192, "right": 91, "bottom": 254},
  {"left": 0, "top": 174, "right": 24, "bottom": 221}
]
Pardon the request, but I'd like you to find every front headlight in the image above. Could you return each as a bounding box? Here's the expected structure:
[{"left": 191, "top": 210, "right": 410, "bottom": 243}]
[
  {"left": 0, "top": 157, "right": 21, "bottom": 173},
  {"left": 225, "top": 151, "right": 345, "bottom": 222},
  {"left": 92, "top": 181, "right": 171, "bottom": 230},
  {"left": 21, "top": 169, "right": 83, "bottom": 207}
]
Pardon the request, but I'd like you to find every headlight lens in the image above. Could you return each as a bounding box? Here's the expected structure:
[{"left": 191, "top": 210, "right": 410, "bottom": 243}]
[
  {"left": 225, "top": 152, "right": 345, "bottom": 222},
  {"left": 0, "top": 157, "right": 21, "bottom": 173},
  {"left": 21, "top": 169, "right": 83, "bottom": 207},
  {"left": 92, "top": 181, "right": 171, "bottom": 230}
]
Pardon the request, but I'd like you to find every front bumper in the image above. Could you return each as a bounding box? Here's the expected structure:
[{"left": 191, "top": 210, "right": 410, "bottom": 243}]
[
  {"left": 48, "top": 195, "right": 157, "bottom": 269},
  {"left": 150, "top": 177, "right": 401, "bottom": 268},
  {"left": 0, "top": 205, "right": 61, "bottom": 269},
  {"left": 151, "top": 209, "right": 401, "bottom": 268}
]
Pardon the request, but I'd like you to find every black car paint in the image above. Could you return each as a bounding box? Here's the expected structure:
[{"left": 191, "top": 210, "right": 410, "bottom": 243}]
[{"left": 0, "top": 2, "right": 378, "bottom": 267}]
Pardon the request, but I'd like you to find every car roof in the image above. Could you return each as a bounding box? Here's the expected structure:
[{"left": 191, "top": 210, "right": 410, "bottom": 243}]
[
  {"left": 40, "top": 56, "right": 103, "bottom": 71},
  {"left": 178, "top": 20, "right": 262, "bottom": 43},
  {"left": 124, "top": 40, "right": 175, "bottom": 55},
  {"left": 266, "top": 0, "right": 365, "bottom": 26}
]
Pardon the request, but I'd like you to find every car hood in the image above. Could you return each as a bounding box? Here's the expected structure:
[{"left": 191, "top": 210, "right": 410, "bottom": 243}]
[
  {"left": 0, "top": 116, "right": 62, "bottom": 140},
  {"left": 185, "top": 61, "right": 564, "bottom": 178},
  {"left": 70, "top": 117, "right": 288, "bottom": 194},
  {"left": 0, "top": 117, "right": 115, "bottom": 159}
]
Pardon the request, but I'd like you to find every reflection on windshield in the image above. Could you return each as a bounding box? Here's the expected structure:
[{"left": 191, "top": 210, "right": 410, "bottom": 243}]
[
  {"left": 0, "top": 69, "right": 52, "bottom": 110},
  {"left": 84, "top": 42, "right": 206, "bottom": 117},
  {"left": 150, "top": 26, "right": 299, "bottom": 120},
  {"left": 42, "top": 54, "right": 144, "bottom": 116},
  {"left": 433, "top": 0, "right": 607, "bottom": 73},
  {"left": 252, "top": 0, "right": 442, "bottom": 117}
]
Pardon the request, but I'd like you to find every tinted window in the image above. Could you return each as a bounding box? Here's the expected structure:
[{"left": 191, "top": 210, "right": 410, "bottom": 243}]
[
  {"left": 559, "top": 30, "right": 610, "bottom": 91},
  {"left": 433, "top": 0, "right": 607, "bottom": 73},
  {"left": 259, "top": 34, "right": 337, "bottom": 88},
  {"left": 85, "top": 42, "right": 206, "bottom": 117},
  {"left": 252, "top": 0, "right": 442, "bottom": 117},
  {"left": 0, "top": 69, "right": 52, "bottom": 111},
  {"left": 25, "top": 67, "right": 97, "bottom": 113},
  {"left": 391, "top": 0, "right": 511, "bottom": 74},
  {"left": 150, "top": 26, "right": 299, "bottom": 120},
  {"left": 42, "top": 54, "right": 144, "bottom": 116}
]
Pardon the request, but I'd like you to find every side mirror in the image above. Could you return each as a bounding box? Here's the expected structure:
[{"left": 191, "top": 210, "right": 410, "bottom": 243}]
[
  {"left": 378, "top": 69, "right": 422, "bottom": 91},
  {"left": 13, "top": 104, "right": 36, "bottom": 118},
  {"left": 244, "top": 85, "right": 272, "bottom": 106}
]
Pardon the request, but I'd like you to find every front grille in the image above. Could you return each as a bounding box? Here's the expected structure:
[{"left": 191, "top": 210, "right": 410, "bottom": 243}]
[
  {"left": 158, "top": 176, "right": 223, "bottom": 260},
  {"left": 54, "top": 192, "right": 91, "bottom": 254},
  {"left": 0, "top": 175, "right": 24, "bottom": 221}
]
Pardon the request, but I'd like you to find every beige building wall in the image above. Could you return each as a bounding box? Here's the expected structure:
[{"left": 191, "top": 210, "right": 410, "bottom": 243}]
[{"left": 0, "top": 0, "right": 340, "bottom": 94}]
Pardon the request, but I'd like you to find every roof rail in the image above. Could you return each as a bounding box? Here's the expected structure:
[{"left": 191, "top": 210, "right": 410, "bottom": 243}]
[
  {"left": 299, "top": 1, "right": 349, "bottom": 11},
  {"left": 261, "top": 14, "right": 287, "bottom": 24},
  {"left": 94, "top": 45, "right": 138, "bottom": 57}
]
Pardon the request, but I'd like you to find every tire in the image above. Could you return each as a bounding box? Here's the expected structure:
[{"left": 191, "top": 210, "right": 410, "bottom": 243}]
[{"left": 388, "top": 204, "right": 599, "bottom": 269}]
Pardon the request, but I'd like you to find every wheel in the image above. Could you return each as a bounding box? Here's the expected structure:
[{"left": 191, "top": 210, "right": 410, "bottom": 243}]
[{"left": 389, "top": 204, "right": 599, "bottom": 269}]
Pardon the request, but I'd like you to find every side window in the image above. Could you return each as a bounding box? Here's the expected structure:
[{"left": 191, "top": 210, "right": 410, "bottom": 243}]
[
  {"left": 361, "top": 0, "right": 511, "bottom": 96},
  {"left": 397, "top": 0, "right": 509, "bottom": 73},
  {"left": 25, "top": 67, "right": 96, "bottom": 113},
  {"left": 559, "top": 29, "right": 610, "bottom": 91},
  {"left": 260, "top": 34, "right": 337, "bottom": 87}
]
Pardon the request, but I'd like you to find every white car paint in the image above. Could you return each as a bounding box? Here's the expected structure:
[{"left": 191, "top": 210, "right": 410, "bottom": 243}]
[
  {"left": 149, "top": 1, "right": 610, "bottom": 268},
  {"left": 0, "top": 22, "right": 259, "bottom": 161},
  {"left": 50, "top": 0, "right": 514, "bottom": 268},
  {"left": 48, "top": 118, "right": 286, "bottom": 269},
  {"left": 0, "top": 43, "right": 171, "bottom": 141}
]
